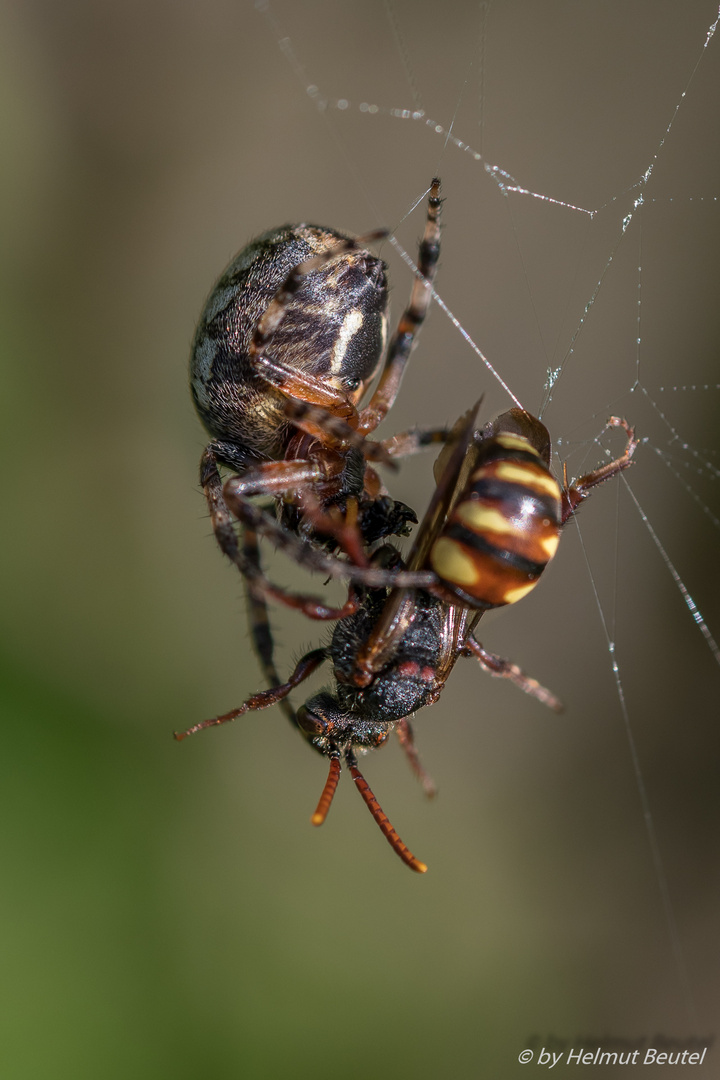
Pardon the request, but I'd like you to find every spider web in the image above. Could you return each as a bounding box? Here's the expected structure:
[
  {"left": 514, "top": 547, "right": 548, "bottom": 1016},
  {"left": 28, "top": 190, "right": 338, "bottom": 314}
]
[{"left": 237, "top": 0, "right": 719, "bottom": 1056}]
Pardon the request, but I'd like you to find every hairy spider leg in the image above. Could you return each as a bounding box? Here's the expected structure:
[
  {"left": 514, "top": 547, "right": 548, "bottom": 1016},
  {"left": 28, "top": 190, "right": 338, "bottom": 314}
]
[
  {"left": 381, "top": 425, "right": 450, "bottom": 458},
  {"left": 357, "top": 178, "right": 443, "bottom": 437},
  {"left": 201, "top": 447, "right": 361, "bottom": 620},
  {"left": 225, "top": 421, "right": 451, "bottom": 562},
  {"left": 220, "top": 465, "right": 436, "bottom": 591},
  {"left": 223, "top": 455, "right": 372, "bottom": 569},
  {"left": 219, "top": 426, "right": 452, "bottom": 577},
  {"left": 280, "top": 395, "right": 395, "bottom": 465},
  {"left": 241, "top": 523, "right": 302, "bottom": 732},
  {"left": 205, "top": 402, "right": 394, "bottom": 569}
]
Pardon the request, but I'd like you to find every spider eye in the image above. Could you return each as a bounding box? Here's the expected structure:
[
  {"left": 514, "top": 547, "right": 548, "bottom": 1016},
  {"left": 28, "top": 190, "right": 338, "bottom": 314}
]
[{"left": 345, "top": 376, "right": 361, "bottom": 391}]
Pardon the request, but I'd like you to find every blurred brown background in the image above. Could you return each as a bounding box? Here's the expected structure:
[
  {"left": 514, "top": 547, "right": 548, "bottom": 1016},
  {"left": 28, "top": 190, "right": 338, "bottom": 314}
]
[{"left": 1, "top": 1, "right": 718, "bottom": 1077}]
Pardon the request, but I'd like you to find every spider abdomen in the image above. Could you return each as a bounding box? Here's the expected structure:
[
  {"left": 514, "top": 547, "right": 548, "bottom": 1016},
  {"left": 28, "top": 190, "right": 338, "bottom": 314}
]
[{"left": 190, "top": 224, "right": 389, "bottom": 458}]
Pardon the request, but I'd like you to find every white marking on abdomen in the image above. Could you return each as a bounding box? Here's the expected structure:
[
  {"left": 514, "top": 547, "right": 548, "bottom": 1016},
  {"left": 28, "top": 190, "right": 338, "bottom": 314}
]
[{"left": 330, "top": 309, "right": 364, "bottom": 374}]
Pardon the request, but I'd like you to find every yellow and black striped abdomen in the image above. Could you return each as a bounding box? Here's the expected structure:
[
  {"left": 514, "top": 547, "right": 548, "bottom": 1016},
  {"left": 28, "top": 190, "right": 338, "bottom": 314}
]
[{"left": 429, "top": 434, "right": 562, "bottom": 608}]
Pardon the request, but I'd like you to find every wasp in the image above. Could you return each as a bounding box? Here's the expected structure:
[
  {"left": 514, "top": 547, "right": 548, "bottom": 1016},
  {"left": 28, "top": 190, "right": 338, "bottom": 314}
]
[{"left": 176, "top": 403, "right": 637, "bottom": 873}]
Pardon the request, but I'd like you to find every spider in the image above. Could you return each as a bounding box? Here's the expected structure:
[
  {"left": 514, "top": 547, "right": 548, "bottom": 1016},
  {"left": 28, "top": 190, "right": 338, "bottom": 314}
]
[
  {"left": 176, "top": 404, "right": 638, "bottom": 873},
  {"left": 190, "top": 179, "right": 448, "bottom": 623}
]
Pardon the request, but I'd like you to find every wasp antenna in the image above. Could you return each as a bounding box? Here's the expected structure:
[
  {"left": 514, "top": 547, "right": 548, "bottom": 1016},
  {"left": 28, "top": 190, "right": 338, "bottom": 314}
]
[
  {"left": 348, "top": 759, "right": 428, "bottom": 873},
  {"left": 311, "top": 754, "right": 342, "bottom": 826}
]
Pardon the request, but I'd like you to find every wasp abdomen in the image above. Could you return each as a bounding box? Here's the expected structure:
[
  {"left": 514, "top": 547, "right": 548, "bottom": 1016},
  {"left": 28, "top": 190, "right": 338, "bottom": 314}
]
[{"left": 430, "top": 432, "right": 562, "bottom": 608}]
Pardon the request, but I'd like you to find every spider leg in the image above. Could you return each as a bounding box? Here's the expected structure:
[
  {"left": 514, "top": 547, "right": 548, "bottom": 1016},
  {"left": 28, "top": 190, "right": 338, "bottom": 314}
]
[
  {"left": 211, "top": 415, "right": 394, "bottom": 571},
  {"left": 173, "top": 647, "right": 329, "bottom": 740},
  {"left": 241, "top": 523, "right": 302, "bottom": 734},
  {"left": 345, "top": 748, "right": 427, "bottom": 873},
  {"left": 201, "top": 446, "right": 360, "bottom": 620},
  {"left": 225, "top": 449, "right": 375, "bottom": 567},
  {"left": 396, "top": 718, "right": 437, "bottom": 798},
  {"left": 381, "top": 425, "right": 450, "bottom": 459},
  {"left": 357, "top": 178, "right": 442, "bottom": 436},
  {"left": 287, "top": 423, "right": 450, "bottom": 555},
  {"left": 463, "top": 636, "right": 563, "bottom": 712},
  {"left": 561, "top": 416, "right": 638, "bottom": 522},
  {"left": 281, "top": 396, "right": 395, "bottom": 466},
  {"left": 212, "top": 444, "right": 368, "bottom": 564},
  {"left": 223, "top": 457, "right": 328, "bottom": 498},
  {"left": 221, "top": 471, "right": 437, "bottom": 591},
  {"left": 250, "top": 354, "right": 358, "bottom": 419}
]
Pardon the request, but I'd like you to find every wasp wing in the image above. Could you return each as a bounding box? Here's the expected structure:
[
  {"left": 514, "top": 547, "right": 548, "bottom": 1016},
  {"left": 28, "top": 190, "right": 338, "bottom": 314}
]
[{"left": 354, "top": 402, "right": 482, "bottom": 683}]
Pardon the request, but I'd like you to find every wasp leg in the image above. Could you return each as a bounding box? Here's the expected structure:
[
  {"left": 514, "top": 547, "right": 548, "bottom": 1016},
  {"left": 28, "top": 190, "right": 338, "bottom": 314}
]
[
  {"left": 396, "top": 718, "right": 437, "bottom": 798},
  {"left": 463, "top": 636, "right": 563, "bottom": 713},
  {"left": 174, "top": 647, "right": 329, "bottom": 741},
  {"left": 358, "top": 179, "right": 442, "bottom": 436},
  {"left": 561, "top": 416, "right": 638, "bottom": 522}
]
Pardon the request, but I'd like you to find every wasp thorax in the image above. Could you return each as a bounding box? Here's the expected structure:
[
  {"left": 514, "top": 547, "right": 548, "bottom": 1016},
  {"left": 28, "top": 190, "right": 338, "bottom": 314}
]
[{"left": 430, "top": 424, "right": 563, "bottom": 609}]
